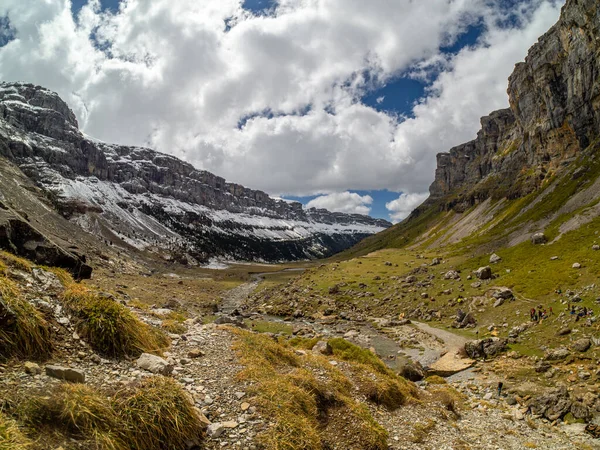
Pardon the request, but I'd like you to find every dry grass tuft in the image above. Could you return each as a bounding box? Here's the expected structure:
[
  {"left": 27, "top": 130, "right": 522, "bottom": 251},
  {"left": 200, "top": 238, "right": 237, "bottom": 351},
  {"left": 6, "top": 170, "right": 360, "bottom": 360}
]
[
  {"left": 233, "top": 329, "right": 390, "bottom": 450},
  {"left": 410, "top": 419, "right": 436, "bottom": 443},
  {"left": 0, "top": 276, "right": 52, "bottom": 361},
  {"left": 160, "top": 319, "right": 187, "bottom": 335},
  {"left": 0, "top": 251, "right": 33, "bottom": 273},
  {"left": 424, "top": 375, "right": 448, "bottom": 385},
  {"left": 62, "top": 284, "right": 169, "bottom": 358},
  {"left": 0, "top": 411, "right": 32, "bottom": 449},
  {"left": 15, "top": 377, "right": 204, "bottom": 450},
  {"left": 428, "top": 386, "right": 465, "bottom": 418},
  {"left": 114, "top": 376, "right": 204, "bottom": 450}
]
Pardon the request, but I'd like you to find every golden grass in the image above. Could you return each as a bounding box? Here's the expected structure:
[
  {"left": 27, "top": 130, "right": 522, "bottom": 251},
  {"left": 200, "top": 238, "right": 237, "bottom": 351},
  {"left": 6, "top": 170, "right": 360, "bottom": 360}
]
[
  {"left": 410, "top": 418, "right": 436, "bottom": 444},
  {"left": 424, "top": 375, "right": 448, "bottom": 385},
  {"left": 0, "top": 276, "right": 52, "bottom": 361},
  {"left": 62, "top": 284, "right": 169, "bottom": 358},
  {"left": 0, "top": 251, "right": 33, "bottom": 273},
  {"left": 0, "top": 412, "right": 32, "bottom": 449},
  {"left": 160, "top": 319, "right": 187, "bottom": 335},
  {"left": 233, "top": 330, "right": 390, "bottom": 450},
  {"left": 14, "top": 377, "right": 203, "bottom": 450}
]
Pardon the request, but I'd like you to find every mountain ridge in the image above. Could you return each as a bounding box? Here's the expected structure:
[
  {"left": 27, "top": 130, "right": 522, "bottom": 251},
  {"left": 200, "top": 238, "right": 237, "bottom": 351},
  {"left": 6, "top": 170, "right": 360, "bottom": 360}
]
[{"left": 0, "top": 82, "right": 390, "bottom": 265}]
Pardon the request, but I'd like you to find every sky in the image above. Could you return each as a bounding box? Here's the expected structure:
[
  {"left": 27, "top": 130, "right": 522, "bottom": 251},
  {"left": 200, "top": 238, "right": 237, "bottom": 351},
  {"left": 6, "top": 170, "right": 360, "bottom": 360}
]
[{"left": 0, "top": 0, "right": 564, "bottom": 222}]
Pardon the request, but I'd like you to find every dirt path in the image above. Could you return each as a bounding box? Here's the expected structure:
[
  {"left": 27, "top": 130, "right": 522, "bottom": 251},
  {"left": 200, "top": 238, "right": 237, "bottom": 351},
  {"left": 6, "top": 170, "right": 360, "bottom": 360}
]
[{"left": 219, "top": 280, "right": 259, "bottom": 314}]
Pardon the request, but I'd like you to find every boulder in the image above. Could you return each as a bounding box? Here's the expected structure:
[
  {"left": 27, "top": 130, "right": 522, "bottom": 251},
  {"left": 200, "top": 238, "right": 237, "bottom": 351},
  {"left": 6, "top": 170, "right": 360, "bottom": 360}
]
[
  {"left": 452, "top": 311, "right": 477, "bottom": 329},
  {"left": 570, "top": 402, "right": 592, "bottom": 421},
  {"left": 397, "top": 359, "right": 425, "bottom": 382},
  {"left": 489, "top": 253, "right": 502, "bottom": 264},
  {"left": 475, "top": 266, "right": 492, "bottom": 280},
  {"left": 528, "top": 386, "right": 571, "bottom": 421},
  {"left": 464, "top": 337, "right": 508, "bottom": 359},
  {"left": 493, "top": 298, "right": 505, "bottom": 308},
  {"left": 531, "top": 232, "right": 547, "bottom": 244},
  {"left": 24, "top": 361, "right": 42, "bottom": 375},
  {"left": 444, "top": 270, "right": 460, "bottom": 280},
  {"left": 492, "top": 287, "right": 514, "bottom": 300},
  {"left": 544, "top": 347, "right": 570, "bottom": 361},
  {"left": 312, "top": 341, "right": 333, "bottom": 356},
  {"left": 45, "top": 365, "right": 85, "bottom": 383},
  {"left": 557, "top": 327, "right": 572, "bottom": 336},
  {"left": 214, "top": 315, "right": 246, "bottom": 328},
  {"left": 431, "top": 258, "right": 441, "bottom": 266},
  {"left": 136, "top": 353, "right": 173, "bottom": 375},
  {"left": 571, "top": 338, "right": 591, "bottom": 353}
]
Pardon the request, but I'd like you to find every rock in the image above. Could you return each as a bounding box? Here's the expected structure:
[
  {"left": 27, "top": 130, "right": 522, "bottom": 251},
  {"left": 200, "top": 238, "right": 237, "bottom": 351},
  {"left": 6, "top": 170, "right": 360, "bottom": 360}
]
[
  {"left": 489, "top": 253, "right": 502, "bottom": 264},
  {"left": 45, "top": 365, "right": 85, "bottom": 383},
  {"left": 508, "top": 322, "right": 533, "bottom": 338},
  {"left": 311, "top": 340, "right": 333, "bottom": 356},
  {"left": 492, "top": 287, "right": 513, "bottom": 300},
  {"left": 531, "top": 233, "right": 547, "bottom": 245},
  {"left": 444, "top": 270, "right": 460, "bottom": 280},
  {"left": 557, "top": 327, "right": 572, "bottom": 336},
  {"left": 136, "top": 353, "right": 173, "bottom": 375},
  {"left": 475, "top": 266, "right": 492, "bottom": 280},
  {"left": 550, "top": 256, "right": 559, "bottom": 260},
  {"left": 572, "top": 262, "right": 581, "bottom": 269},
  {"left": 24, "top": 362, "right": 42, "bottom": 375},
  {"left": 397, "top": 359, "right": 425, "bottom": 382},
  {"left": 188, "top": 348, "right": 205, "bottom": 359},
  {"left": 464, "top": 337, "right": 508, "bottom": 359},
  {"left": 405, "top": 275, "right": 417, "bottom": 283},
  {"left": 207, "top": 423, "right": 226, "bottom": 438},
  {"left": 431, "top": 258, "right": 441, "bottom": 266},
  {"left": 493, "top": 298, "right": 505, "bottom": 308},
  {"left": 571, "top": 338, "right": 591, "bottom": 353},
  {"left": 452, "top": 311, "right": 477, "bottom": 329},
  {"left": 0, "top": 298, "right": 17, "bottom": 328},
  {"left": 420, "top": 292, "right": 429, "bottom": 299},
  {"left": 483, "top": 392, "right": 494, "bottom": 400},
  {"left": 534, "top": 361, "right": 551, "bottom": 373},
  {"left": 506, "top": 396, "right": 517, "bottom": 406},
  {"left": 593, "top": 244, "right": 600, "bottom": 251},
  {"left": 528, "top": 386, "right": 571, "bottom": 421},
  {"left": 241, "top": 402, "right": 251, "bottom": 411},
  {"left": 544, "top": 347, "right": 570, "bottom": 361},
  {"left": 570, "top": 402, "right": 592, "bottom": 421}
]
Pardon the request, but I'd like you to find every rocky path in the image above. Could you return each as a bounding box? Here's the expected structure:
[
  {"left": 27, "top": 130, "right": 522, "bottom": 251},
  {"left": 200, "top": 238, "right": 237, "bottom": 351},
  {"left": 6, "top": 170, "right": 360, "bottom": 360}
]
[{"left": 219, "top": 281, "right": 259, "bottom": 314}]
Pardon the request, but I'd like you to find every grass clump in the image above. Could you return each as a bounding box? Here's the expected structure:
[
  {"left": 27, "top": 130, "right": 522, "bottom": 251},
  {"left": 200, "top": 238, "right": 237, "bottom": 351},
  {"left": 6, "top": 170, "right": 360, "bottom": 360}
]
[
  {"left": 114, "top": 376, "right": 203, "bottom": 450},
  {"left": 0, "top": 411, "right": 32, "bottom": 449},
  {"left": 62, "top": 284, "right": 169, "bottom": 358},
  {"left": 0, "top": 276, "right": 52, "bottom": 361},
  {"left": 425, "top": 375, "right": 448, "bottom": 385},
  {"left": 160, "top": 319, "right": 187, "bottom": 335},
  {"left": 410, "top": 419, "right": 436, "bottom": 444},
  {"left": 233, "top": 330, "right": 389, "bottom": 450},
  {"left": 0, "top": 251, "right": 33, "bottom": 273},
  {"left": 14, "top": 377, "right": 204, "bottom": 450}
]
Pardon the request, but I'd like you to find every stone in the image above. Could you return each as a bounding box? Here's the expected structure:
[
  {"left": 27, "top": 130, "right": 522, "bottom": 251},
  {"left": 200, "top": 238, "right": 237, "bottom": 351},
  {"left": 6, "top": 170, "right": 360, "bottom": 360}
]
[
  {"left": 489, "top": 253, "right": 502, "bottom": 264},
  {"left": 544, "top": 347, "right": 570, "bottom": 361},
  {"left": 207, "top": 423, "right": 226, "bottom": 438},
  {"left": 464, "top": 337, "right": 508, "bottom": 359},
  {"left": 570, "top": 402, "right": 592, "bottom": 421},
  {"left": 483, "top": 392, "right": 493, "bottom": 400},
  {"left": 311, "top": 340, "right": 333, "bottom": 356},
  {"left": 572, "top": 262, "right": 581, "bottom": 269},
  {"left": 136, "top": 353, "right": 173, "bottom": 375},
  {"left": 475, "top": 266, "right": 492, "bottom": 280},
  {"left": 557, "top": 327, "right": 572, "bottom": 336},
  {"left": 550, "top": 256, "right": 559, "bottom": 260},
  {"left": 492, "top": 287, "right": 513, "bottom": 300},
  {"left": 593, "top": 244, "right": 600, "bottom": 251},
  {"left": 531, "top": 233, "right": 547, "bottom": 245},
  {"left": 444, "top": 270, "right": 460, "bottom": 280},
  {"left": 452, "top": 311, "right": 477, "bottom": 329},
  {"left": 571, "top": 338, "right": 591, "bottom": 353},
  {"left": 241, "top": 402, "right": 251, "bottom": 411},
  {"left": 431, "top": 258, "right": 441, "bottom": 266},
  {"left": 493, "top": 298, "right": 505, "bottom": 308},
  {"left": 528, "top": 386, "right": 571, "bottom": 421},
  {"left": 45, "top": 365, "right": 85, "bottom": 383},
  {"left": 24, "top": 361, "right": 42, "bottom": 375},
  {"left": 534, "top": 361, "right": 551, "bottom": 373},
  {"left": 188, "top": 348, "right": 205, "bottom": 359},
  {"left": 397, "top": 359, "right": 425, "bottom": 382}
]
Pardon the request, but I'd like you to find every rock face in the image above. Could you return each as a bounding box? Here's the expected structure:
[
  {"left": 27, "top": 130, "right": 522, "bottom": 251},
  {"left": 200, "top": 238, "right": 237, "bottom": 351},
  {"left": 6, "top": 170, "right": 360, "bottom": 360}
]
[
  {"left": 428, "top": 0, "right": 600, "bottom": 209},
  {"left": 0, "top": 83, "right": 390, "bottom": 263}
]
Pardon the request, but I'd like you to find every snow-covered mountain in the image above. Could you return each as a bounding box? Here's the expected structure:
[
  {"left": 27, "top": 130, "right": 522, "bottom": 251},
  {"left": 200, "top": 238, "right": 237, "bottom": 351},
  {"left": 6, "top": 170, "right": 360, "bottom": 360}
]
[{"left": 0, "top": 82, "right": 390, "bottom": 264}]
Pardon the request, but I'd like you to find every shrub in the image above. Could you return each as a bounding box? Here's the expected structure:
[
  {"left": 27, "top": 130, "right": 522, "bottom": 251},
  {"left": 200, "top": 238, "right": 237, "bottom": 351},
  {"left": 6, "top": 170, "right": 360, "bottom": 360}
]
[{"left": 0, "top": 412, "right": 32, "bottom": 449}]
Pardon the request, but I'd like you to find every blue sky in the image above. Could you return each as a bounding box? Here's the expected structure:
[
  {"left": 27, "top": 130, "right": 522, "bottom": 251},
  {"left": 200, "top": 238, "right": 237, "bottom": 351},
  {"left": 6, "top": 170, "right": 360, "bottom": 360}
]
[{"left": 51, "top": 0, "right": 556, "bottom": 222}]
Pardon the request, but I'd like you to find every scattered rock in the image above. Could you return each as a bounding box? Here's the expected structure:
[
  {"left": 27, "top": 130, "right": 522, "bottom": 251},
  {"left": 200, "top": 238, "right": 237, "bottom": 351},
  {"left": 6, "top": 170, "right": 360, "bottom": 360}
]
[
  {"left": 531, "top": 233, "right": 547, "bottom": 245},
  {"left": 312, "top": 340, "right": 333, "bottom": 356},
  {"left": 397, "top": 359, "right": 425, "bottom": 382},
  {"left": 188, "top": 348, "right": 205, "bottom": 359},
  {"left": 24, "top": 362, "right": 42, "bottom": 375},
  {"left": 136, "top": 353, "right": 173, "bottom": 375},
  {"left": 592, "top": 245, "right": 599, "bottom": 251},
  {"left": 444, "top": 270, "right": 460, "bottom": 280},
  {"left": 489, "top": 253, "right": 502, "bottom": 264},
  {"left": 492, "top": 287, "right": 513, "bottom": 300},
  {"left": 572, "top": 262, "right": 581, "bottom": 269},
  {"left": 557, "top": 327, "right": 572, "bottom": 336},
  {"left": 528, "top": 386, "right": 571, "bottom": 421},
  {"left": 493, "top": 298, "right": 505, "bottom": 308},
  {"left": 571, "top": 338, "right": 591, "bottom": 353},
  {"left": 45, "top": 365, "right": 85, "bottom": 383},
  {"left": 475, "top": 266, "right": 492, "bottom": 280},
  {"left": 464, "top": 337, "right": 507, "bottom": 359},
  {"left": 452, "top": 310, "right": 476, "bottom": 329},
  {"left": 431, "top": 258, "right": 441, "bottom": 266},
  {"left": 544, "top": 347, "right": 570, "bottom": 361}
]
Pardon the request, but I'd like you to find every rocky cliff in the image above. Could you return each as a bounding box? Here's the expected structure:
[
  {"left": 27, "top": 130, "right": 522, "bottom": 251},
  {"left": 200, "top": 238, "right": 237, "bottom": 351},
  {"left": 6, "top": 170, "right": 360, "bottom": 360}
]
[
  {"left": 429, "top": 0, "right": 600, "bottom": 210},
  {"left": 0, "top": 83, "right": 389, "bottom": 264}
]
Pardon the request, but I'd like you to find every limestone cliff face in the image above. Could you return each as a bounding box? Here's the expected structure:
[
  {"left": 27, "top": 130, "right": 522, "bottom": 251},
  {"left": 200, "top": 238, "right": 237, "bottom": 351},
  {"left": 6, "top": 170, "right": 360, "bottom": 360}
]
[
  {"left": 429, "top": 0, "right": 600, "bottom": 208},
  {"left": 0, "top": 83, "right": 389, "bottom": 263}
]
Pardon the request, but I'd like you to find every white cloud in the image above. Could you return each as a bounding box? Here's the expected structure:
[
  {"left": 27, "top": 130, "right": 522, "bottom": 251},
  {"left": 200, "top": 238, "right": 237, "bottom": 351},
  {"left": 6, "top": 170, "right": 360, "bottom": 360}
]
[
  {"left": 386, "top": 192, "right": 429, "bottom": 223},
  {"left": 306, "top": 192, "right": 373, "bottom": 216},
  {"left": 0, "top": 0, "right": 564, "bottom": 212},
  {"left": 376, "top": 96, "right": 385, "bottom": 104}
]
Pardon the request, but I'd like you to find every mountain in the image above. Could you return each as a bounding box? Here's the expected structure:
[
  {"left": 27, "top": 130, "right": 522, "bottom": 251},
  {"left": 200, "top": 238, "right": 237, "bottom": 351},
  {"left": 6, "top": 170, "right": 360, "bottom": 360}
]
[
  {"left": 0, "top": 83, "right": 390, "bottom": 266},
  {"left": 347, "top": 0, "right": 600, "bottom": 257}
]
